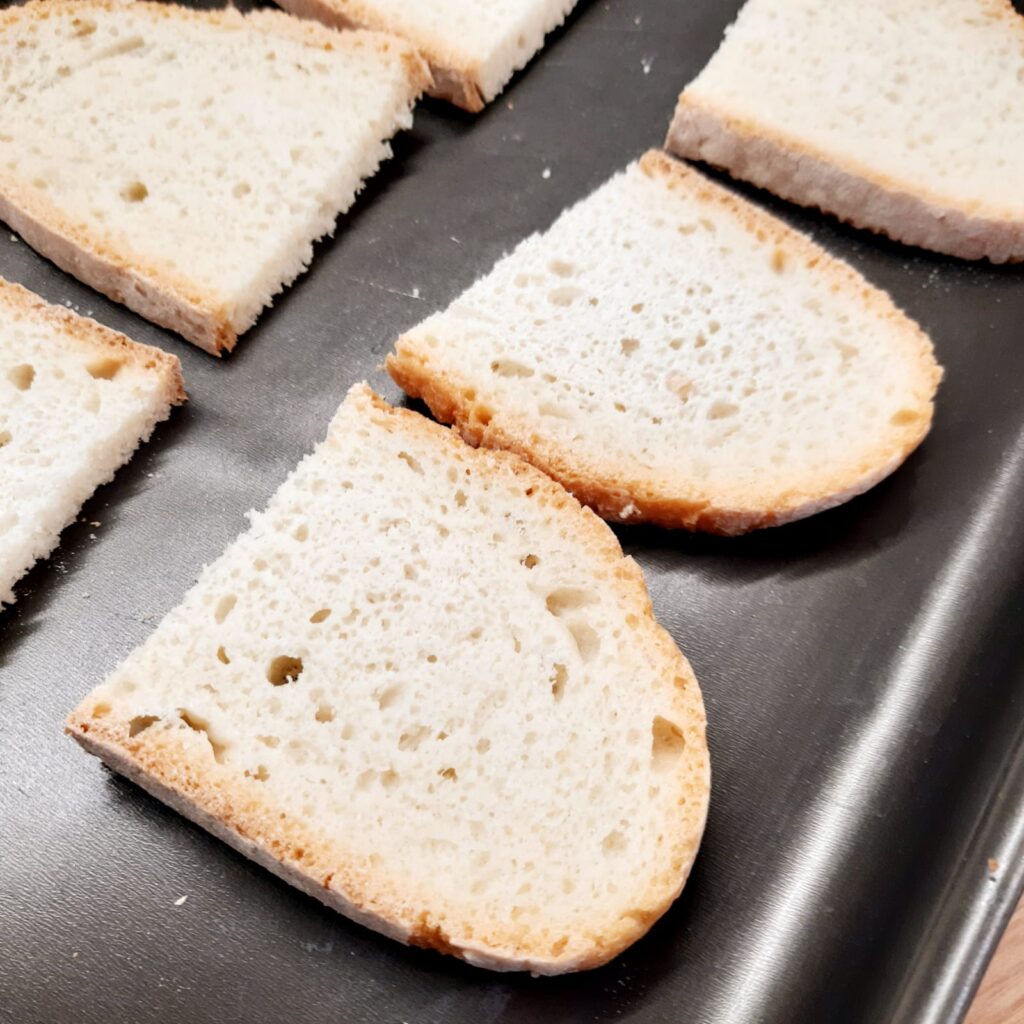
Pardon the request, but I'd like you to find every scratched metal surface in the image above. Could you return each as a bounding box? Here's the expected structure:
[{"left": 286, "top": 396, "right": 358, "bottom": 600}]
[{"left": 2, "top": 2, "right": 1024, "bottom": 1022}]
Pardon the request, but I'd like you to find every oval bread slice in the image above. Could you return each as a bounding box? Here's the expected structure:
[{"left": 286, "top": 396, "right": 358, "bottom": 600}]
[
  {"left": 666, "top": 0, "right": 1024, "bottom": 262},
  {"left": 387, "top": 150, "right": 942, "bottom": 534},
  {"left": 67, "top": 384, "right": 710, "bottom": 974}
]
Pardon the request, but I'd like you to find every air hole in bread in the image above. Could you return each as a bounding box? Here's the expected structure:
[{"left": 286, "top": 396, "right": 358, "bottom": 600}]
[
  {"left": 214, "top": 594, "right": 236, "bottom": 623},
  {"left": 398, "top": 725, "right": 430, "bottom": 751},
  {"left": 309, "top": 607, "right": 331, "bottom": 624},
  {"left": 707, "top": 401, "right": 739, "bottom": 420},
  {"left": 232, "top": 181, "right": 252, "bottom": 198},
  {"left": 0, "top": 430, "right": 11, "bottom": 448},
  {"left": 91, "top": 701, "right": 111, "bottom": 718},
  {"left": 490, "top": 358, "right": 534, "bottom": 378},
  {"left": 472, "top": 405, "right": 493, "bottom": 427},
  {"left": 246, "top": 764, "right": 269, "bottom": 781},
  {"left": 179, "top": 708, "right": 228, "bottom": 762},
  {"left": 257, "top": 734, "right": 280, "bottom": 748},
  {"left": 567, "top": 621, "right": 600, "bottom": 663},
  {"left": 293, "top": 523, "right": 308, "bottom": 542},
  {"left": 666, "top": 373, "right": 694, "bottom": 401},
  {"left": 651, "top": 716, "right": 685, "bottom": 770},
  {"left": 620, "top": 338, "right": 639, "bottom": 356},
  {"left": 602, "top": 830, "right": 626, "bottom": 855},
  {"left": 545, "top": 587, "right": 596, "bottom": 617},
  {"left": 548, "top": 259, "right": 576, "bottom": 278},
  {"left": 86, "top": 356, "right": 123, "bottom": 380},
  {"left": 522, "top": 554, "right": 539, "bottom": 569},
  {"left": 454, "top": 489, "right": 467, "bottom": 507},
  {"left": 538, "top": 401, "right": 573, "bottom": 421},
  {"left": 397, "top": 451, "right": 423, "bottom": 474},
  {"left": 550, "top": 663, "right": 568, "bottom": 701},
  {"left": 121, "top": 180, "right": 149, "bottom": 202},
  {"left": 128, "top": 714, "right": 159, "bottom": 737},
  {"left": 310, "top": 702, "right": 335, "bottom": 725},
  {"left": 8, "top": 363, "right": 34, "bottom": 390},
  {"left": 267, "top": 655, "right": 303, "bottom": 686},
  {"left": 216, "top": 645, "right": 230, "bottom": 665},
  {"left": 439, "top": 767, "right": 457, "bottom": 781},
  {"left": 548, "top": 286, "right": 583, "bottom": 307},
  {"left": 375, "top": 683, "right": 401, "bottom": 710}
]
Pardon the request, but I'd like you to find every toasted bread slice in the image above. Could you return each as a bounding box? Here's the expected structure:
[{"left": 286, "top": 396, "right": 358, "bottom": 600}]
[
  {"left": 387, "top": 151, "right": 942, "bottom": 534},
  {"left": 276, "top": 0, "right": 578, "bottom": 111},
  {"left": 666, "top": 0, "right": 1024, "bottom": 262},
  {"left": 0, "top": 277, "right": 184, "bottom": 606},
  {"left": 67, "top": 384, "right": 709, "bottom": 973},
  {"left": 0, "top": 0, "right": 429, "bottom": 353}
]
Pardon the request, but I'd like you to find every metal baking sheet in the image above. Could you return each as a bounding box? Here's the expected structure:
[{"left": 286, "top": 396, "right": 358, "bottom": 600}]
[{"left": 2, "top": 2, "right": 1023, "bottom": 1022}]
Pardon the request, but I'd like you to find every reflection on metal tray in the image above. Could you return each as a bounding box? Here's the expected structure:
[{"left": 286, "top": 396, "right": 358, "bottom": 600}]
[{"left": 2, "top": 2, "right": 1023, "bottom": 1022}]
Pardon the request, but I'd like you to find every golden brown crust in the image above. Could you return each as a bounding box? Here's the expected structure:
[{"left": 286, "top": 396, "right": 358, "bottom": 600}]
[
  {"left": 66, "top": 385, "right": 708, "bottom": 973},
  {"left": 0, "top": 1, "right": 430, "bottom": 353},
  {"left": 387, "top": 151, "right": 942, "bottom": 535},
  {"left": 668, "top": 71, "right": 1024, "bottom": 262},
  {"left": 0, "top": 275, "right": 186, "bottom": 403}
]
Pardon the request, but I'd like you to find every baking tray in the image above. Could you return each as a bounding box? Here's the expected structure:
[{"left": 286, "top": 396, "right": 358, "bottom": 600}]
[{"left": 2, "top": 1, "right": 1023, "bottom": 1021}]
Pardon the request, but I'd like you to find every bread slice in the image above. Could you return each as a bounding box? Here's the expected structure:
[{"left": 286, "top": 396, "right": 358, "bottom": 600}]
[
  {"left": 387, "top": 150, "right": 942, "bottom": 535},
  {"left": 66, "top": 384, "right": 709, "bottom": 974},
  {"left": 275, "top": 0, "right": 578, "bottom": 111},
  {"left": 0, "top": 1, "right": 429, "bottom": 355},
  {"left": 666, "top": 0, "right": 1024, "bottom": 262},
  {"left": 0, "top": 277, "right": 184, "bottom": 607}
]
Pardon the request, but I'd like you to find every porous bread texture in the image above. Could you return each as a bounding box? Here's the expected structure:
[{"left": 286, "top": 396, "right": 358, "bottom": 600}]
[
  {"left": 388, "top": 151, "right": 942, "bottom": 535},
  {"left": 67, "top": 385, "right": 709, "bottom": 974},
  {"left": 0, "top": 277, "right": 184, "bottom": 607},
  {"left": 666, "top": 0, "right": 1024, "bottom": 262},
  {"left": 275, "top": 0, "right": 578, "bottom": 110},
  {"left": 0, "top": 1, "right": 430, "bottom": 354}
]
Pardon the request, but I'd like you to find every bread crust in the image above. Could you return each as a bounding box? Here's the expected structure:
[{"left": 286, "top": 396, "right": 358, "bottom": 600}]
[
  {"left": 666, "top": 15, "right": 1024, "bottom": 264},
  {"left": 66, "top": 385, "right": 709, "bottom": 973},
  {"left": 0, "top": 275, "right": 185, "bottom": 403},
  {"left": 388, "top": 150, "right": 942, "bottom": 535},
  {"left": 0, "top": 0, "right": 430, "bottom": 353}
]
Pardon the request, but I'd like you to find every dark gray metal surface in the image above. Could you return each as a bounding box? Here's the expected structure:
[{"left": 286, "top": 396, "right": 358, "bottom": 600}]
[{"left": 2, "top": 2, "right": 1023, "bottom": 1022}]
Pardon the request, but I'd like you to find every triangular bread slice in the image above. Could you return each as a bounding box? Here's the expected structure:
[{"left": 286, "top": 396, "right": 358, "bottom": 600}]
[
  {"left": 67, "top": 384, "right": 709, "bottom": 974},
  {"left": 276, "top": 0, "right": 578, "bottom": 111},
  {"left": 666, "top": 0, "right": 1024, "bottom": 262},
  {"left": 387, "top": 150, "right": 942, "bottom": 534},
  {"left": 0, "top": 1, "right": 429, "bottom": 354},
  {"left": 0, "top": 277, "right": 184, "bottom": 607}
]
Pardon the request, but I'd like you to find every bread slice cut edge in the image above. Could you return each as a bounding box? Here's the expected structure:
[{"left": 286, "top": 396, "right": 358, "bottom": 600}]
[
  {"left": 388, "top": 150, "right": 942, "bottom": 535},
  {"left": 666, "top": 93, "right": 1024, "bottom": 264},
  {"left": 65, "top": 385, "right": 710, "bottom": 973}
]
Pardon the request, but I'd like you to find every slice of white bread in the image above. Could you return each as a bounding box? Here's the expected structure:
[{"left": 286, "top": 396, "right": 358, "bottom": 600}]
[
  {"left": 275, "top": 0, "right": 578, "bottom": 111},
  {"left": 0, "top": 1, "right": 429, "bottom": 354},
  {"left": 666, "top": 0, "right": 1024, "bottom": 262},
  {"left": 0, "top": 277, "right": 184, "bottom": 607},
  {"left": 66, "top": 384, "right": 709, "bottom": 974},
  {"left": 387, "top": 151, "right": 942, "bottom": 535}
]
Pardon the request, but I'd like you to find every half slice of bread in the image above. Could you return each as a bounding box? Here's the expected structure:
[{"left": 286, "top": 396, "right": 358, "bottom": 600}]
[
  {"left": 666, "top": 0, "right": 1024, "bottom": 262},
  {"left": 0, "top": 278, "right": 184, "bottom": 607},
  {"left": 388, "top": 151, "right": 942, "bottom": 534},
  {"left": 67, "top": 385, "right": 709, "bottom": 974},
  {"left": 0, "top": 1, "right": 429, "bottom": 354},
  {"left": 276, "top": 0, "right": 578, "bottom": 110}
]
